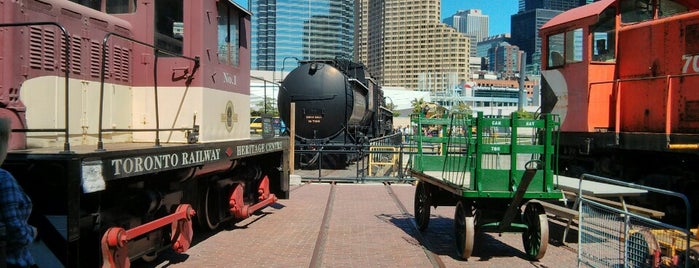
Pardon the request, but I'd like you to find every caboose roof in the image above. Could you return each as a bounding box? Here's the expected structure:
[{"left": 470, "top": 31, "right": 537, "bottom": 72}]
[{"left": 541, "top": 0, "right": 614, "bottom": 31}]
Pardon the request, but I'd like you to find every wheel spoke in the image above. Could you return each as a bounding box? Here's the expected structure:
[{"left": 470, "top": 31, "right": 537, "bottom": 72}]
[
  {"left": 522, "top": 202, "right": 548, "bottom": 260},
  {"left": 454, "top": 201, "right": 475, "bottom": 260},
  {"left": 414, "top": 183, "right": 431, "bottom": 231}
]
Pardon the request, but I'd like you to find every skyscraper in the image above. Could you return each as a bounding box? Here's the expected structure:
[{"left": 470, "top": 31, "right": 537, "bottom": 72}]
[
  {"left": 487, "top": 42, "right": 521, "bottom": 79},
  {"left": 443, "top": 9, "right": 489, "bottom": 57},
  {"left": 356, "top": 0, "right": 470, "bottom": 91},
  {"left": 443, "top": 9, "right": 489, "bottom": 43},
  {"left": 510, "top": 0, "right": 591, "bottom": 71},
  {"left": 251, "top": 0, "right": 354, "bottom": 74}
]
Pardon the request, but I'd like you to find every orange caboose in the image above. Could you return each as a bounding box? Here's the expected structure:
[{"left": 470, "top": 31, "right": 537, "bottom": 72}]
[{"left": 540, "top": 0, "right": 699, "bottom": 223}]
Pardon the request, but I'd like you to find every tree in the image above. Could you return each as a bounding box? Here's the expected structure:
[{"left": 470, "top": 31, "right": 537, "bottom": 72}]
[
  {"left": 410, "top": 98, "right": 447, "bottom": 118},
  {"left": 385, "top": 102, "right": 400, "bottom": 117},
  {"left": 450, "top": 101, "right": 472, "bottom": 116},
  {"left": 410, "top": 98, "right": 427, "bottom": 114},
  {"left": 251, "top": 97, "right": 279, "bottom": 116}
]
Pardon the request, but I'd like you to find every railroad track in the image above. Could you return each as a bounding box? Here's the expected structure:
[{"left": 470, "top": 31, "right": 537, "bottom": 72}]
[
  {"left": 308, "top": 182, "right": 444, "bottom": 268},
  {"left": 383, "top": 182, "right": 446, "bottom": 268},
  {"left": 309, "top": 182, "right": 337, "bottom": 268}
]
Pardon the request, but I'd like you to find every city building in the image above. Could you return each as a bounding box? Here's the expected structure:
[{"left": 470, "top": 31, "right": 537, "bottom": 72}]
[
  {"left": 355, "top": 0, "right": 470, "bottom": 91},
  {"left": 488, "top": 42, "right": 521, "bottom": 79},
  {"left": 430, "top": 78, "right": 540, "bottom": 116},
  {"left": 443, "top": 9, "right": 489, "bottom": 57},
  {"left": 250, "top": 0, "right": 354, "bottom": 75},
  {"left": 477, "top": 34, "right": 511, "bottom": 58},
  {"left": 510, "top": 0, "right": 592, "bottom": 72},
  {"left": 520, "top": 0, "right": 591, "bottom": 12}
]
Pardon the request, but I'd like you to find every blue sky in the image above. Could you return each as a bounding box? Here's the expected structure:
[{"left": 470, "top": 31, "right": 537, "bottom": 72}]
[{"left": 441, "top": 0, "right": 519, "bottom": 36}]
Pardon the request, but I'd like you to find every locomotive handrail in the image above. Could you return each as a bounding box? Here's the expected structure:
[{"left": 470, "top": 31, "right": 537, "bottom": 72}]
[
  {"left": 97, "top": 32, "right": 200, "bottom": 151},
  {"left": 588, "top": 72, "right": 699, "bottom": 147},
  {"left": 0, "top": 22, "right": 73, "bottom": 153}
]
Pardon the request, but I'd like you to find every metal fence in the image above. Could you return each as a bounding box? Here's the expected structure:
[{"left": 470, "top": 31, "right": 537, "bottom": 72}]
[
  {"left": 577, "top": 174, "right": 693, "bottom": 268},
  {"left": 293, "top": 133, "right": 413, "bottom": 183}
]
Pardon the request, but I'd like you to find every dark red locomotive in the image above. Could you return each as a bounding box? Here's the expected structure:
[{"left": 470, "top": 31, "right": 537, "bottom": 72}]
[{"left": 0, "top": 0, "right": 289, "bottom": 266}]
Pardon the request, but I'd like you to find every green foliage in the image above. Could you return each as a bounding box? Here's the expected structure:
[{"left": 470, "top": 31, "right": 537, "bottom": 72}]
[
  {"left": 385, "top": 102, "right": 400, "bottom": 117},
  {"left": 450, "top": 101, "right": 472, "bottom": 115},
  {"left": 515, "top": 110, "right": 537, "bottom": 119},
  {"left": 251, "top": 97, "right": 279, "bottom": 117},
  {"left": 410, "top": 98, "right": 427, "bottom": 114}
]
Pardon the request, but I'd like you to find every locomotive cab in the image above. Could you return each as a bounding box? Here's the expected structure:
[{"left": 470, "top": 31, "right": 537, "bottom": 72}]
[
  {"left": 540, "top": 0, "right": 619, "bottom": 133},
  {"left": 541, "top": 0, "right": 699, "bottom": 137}
]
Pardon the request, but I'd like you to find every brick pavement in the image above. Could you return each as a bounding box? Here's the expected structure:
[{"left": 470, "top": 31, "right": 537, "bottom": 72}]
[{"left": 144, "top": 183, "right": 580, "bottom": 268}]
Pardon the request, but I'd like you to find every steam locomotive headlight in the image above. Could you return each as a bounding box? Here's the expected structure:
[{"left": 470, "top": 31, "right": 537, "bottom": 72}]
[{"left": 81, "top": 160, "right": 106, "bottom": 193}]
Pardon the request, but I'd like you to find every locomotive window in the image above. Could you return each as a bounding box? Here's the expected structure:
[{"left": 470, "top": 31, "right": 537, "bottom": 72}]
[
  {"left": 217, "top": 2, "right": 240, "bottom": 67},
  {"left": 592, "top": 7, "right": 616, "bottom": 62},
  {"left": 70, "top": 0, "right": 101, "bottom": 11},
  {"left": 154, "top": 0, "right": 183, "bottom": 55},
  {"left": 658, "top": 0, "right": 688, "bottom": 18},
  {"left": 107, "top": 0, "right": 136, "bottom": 14},
  {"left": 70, "top": 0, "right": 136, "bottom": 13},
  {"left": 565, "top": 29, "right": 583, "bottom": 64},
  {"left": 548, "top": 33, "right": 565, "bottom": 68},
  {"left": 621, "top": 0, "right": 654, "bottom": 23}
]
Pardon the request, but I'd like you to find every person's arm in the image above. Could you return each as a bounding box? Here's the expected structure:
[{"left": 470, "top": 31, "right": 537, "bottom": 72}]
[{"left": 0, "top": 179, "right": 35, "bottom": 250}]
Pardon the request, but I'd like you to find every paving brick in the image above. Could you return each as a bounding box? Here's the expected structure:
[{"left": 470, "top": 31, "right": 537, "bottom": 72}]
[{"left": 141, "top": 183, "right": 579, "bottom": 267}]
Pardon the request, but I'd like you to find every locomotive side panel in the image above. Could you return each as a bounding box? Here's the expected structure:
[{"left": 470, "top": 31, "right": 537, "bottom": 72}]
[
  {"left": 126, "top": 0, "right": 254, "bottom": 143},
  {"left": 1, "top": 1, "right": 136, "bottom": 149}
]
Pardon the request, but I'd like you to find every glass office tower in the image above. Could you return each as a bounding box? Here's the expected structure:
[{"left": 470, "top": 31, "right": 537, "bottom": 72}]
[{"left": 251, "top": 0, "right": 354, "bottom": 73}]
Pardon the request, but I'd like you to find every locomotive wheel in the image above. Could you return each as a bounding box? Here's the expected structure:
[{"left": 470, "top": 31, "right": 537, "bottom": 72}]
[
  {"left": 414, "top": 182, "right": 431, "bottom": 231},
  {"left": 522, "top": 202, "right": 549, "bottom": 260},
  {"left": 203, "top": 184, "right": 222, "bottom": 230},
  {"left": 454, "top": 200, "right": 476, "bottom": 260},
  {"left": 627, "top": 229, "right": 659, "bottom": 268},
  {"left": 141, "top": 251, "right": 158, "bottom": 262}
]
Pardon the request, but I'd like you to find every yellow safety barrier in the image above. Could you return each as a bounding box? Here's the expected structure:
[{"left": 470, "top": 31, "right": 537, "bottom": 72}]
[{"left": 368, "top": 146, "right": 399, "bottom": 177}]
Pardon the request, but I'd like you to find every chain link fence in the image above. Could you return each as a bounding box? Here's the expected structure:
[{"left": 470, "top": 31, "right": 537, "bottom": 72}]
[{"left": 577, "top": 174, "right": 693, "bottom": 268}]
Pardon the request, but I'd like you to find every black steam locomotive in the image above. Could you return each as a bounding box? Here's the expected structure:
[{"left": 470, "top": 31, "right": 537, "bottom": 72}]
[{"left": 277, "top": 59, "right": 394, "bottom": 168}]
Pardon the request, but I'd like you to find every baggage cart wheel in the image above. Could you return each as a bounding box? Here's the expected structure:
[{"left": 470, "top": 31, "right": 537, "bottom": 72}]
[
  {"left": 454, "top": 200, "right": 476, "bottom": 260},
  {"left": 522, "top": 202, "right": 548, "bottom": 260},
  {"left": 414, "top": 182, "right": 431, "bottom": 231}
]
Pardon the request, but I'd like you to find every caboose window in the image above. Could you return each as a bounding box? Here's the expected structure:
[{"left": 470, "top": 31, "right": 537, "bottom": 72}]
[
  {"left": 154, "top": 0, "right": 183, "bottom": 56},
  {"left": 217, "top": 2, "right": 240, "bottom": 67},
  {"left": 592, "top": 7, "right": 616, "bottom": 62}
]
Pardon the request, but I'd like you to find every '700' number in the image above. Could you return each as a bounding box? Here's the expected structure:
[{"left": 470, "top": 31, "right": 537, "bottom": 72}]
[{"left": 682, "top": 55, "right": 699, "bottom": 74}]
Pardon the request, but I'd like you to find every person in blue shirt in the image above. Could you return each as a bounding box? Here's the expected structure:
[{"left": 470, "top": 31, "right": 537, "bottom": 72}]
[{"left": 0, "top": 118, "right": 36, "bottom": 268}]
